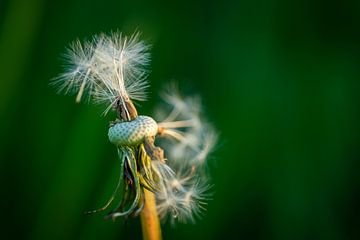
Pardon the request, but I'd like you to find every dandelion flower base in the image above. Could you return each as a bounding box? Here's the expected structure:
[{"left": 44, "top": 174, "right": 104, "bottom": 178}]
[{"left": 108, "top": 116, "right": 158, "bottom": 146}]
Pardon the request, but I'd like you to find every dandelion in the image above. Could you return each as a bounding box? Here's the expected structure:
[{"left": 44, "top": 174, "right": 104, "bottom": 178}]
[{"left": 53, "top": 31, "right": 218, "bottom": 240}]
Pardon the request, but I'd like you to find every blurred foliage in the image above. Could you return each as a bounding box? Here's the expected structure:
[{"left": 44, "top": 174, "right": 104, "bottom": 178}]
[{"left": 0, "top": 0, "right": 359, "bottom": 239}]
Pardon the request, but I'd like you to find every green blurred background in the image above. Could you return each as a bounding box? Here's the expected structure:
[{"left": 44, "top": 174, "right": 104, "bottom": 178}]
[{"left": 1, "top": 0, "right": 359, "bottom": 239}]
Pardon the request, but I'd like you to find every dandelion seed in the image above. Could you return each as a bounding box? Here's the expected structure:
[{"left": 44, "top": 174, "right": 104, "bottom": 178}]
[
  {"left": 156, "top": 88, "right": 217, "bottom": 167},
  {"left": 52, "top": 31, "right": 150, "bottom": 114},
  {"left": 53, "top": 31, "right": 218, "bottom": 232}
]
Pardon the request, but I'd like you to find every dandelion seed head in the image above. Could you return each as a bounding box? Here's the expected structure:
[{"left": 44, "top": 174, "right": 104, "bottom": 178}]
[
  {"left": 155, "top": 87, "right": 218, "bottom": 167},
  {"left": 52, "top": 31, "right": 150, "bottom": 111},
  {"left": 53, "top": 31, "right": 218, "bottom": 225},
  {"left": 150, "top": 86, "right": 218, "bottom": 223},
  {"left": 155, "top": 173, "right": 212, "bottom": 223}
]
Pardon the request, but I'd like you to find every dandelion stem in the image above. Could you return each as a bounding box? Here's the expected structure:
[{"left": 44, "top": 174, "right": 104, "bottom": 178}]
[
  {"left": 140, "top": 189, "right": 162, "bottom": 240},
  {"left": 120, "top": 99, "right": 161, "bottom": 239}
]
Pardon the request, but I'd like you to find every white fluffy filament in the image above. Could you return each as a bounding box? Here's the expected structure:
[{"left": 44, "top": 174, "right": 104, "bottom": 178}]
[{"left": 53, "top": 31, "right": 150, "bottom": 111}]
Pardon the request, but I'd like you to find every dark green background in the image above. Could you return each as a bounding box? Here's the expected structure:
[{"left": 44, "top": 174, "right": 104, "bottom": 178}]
[{"left": 1, "top": 0, "right": 359, "bottom": 239}]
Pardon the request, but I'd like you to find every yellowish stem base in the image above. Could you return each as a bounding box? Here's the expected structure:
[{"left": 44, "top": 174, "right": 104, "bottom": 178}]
[{"left": 140, "top": 189, "right": 162, "bottom": 240}]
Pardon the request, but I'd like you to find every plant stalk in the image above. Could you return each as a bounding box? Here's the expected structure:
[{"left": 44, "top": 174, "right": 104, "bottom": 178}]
[
  {"left": 140, "top": 189, "right": 162, "bottom": 240},
  {"left": 117, "top": 99, "right": 162, "bottom": 240}
]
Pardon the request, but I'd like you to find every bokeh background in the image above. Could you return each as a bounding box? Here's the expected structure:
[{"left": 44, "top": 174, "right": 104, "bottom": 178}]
[{"left": 1, "top": 0, "right": 359, "bottom": 239}]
